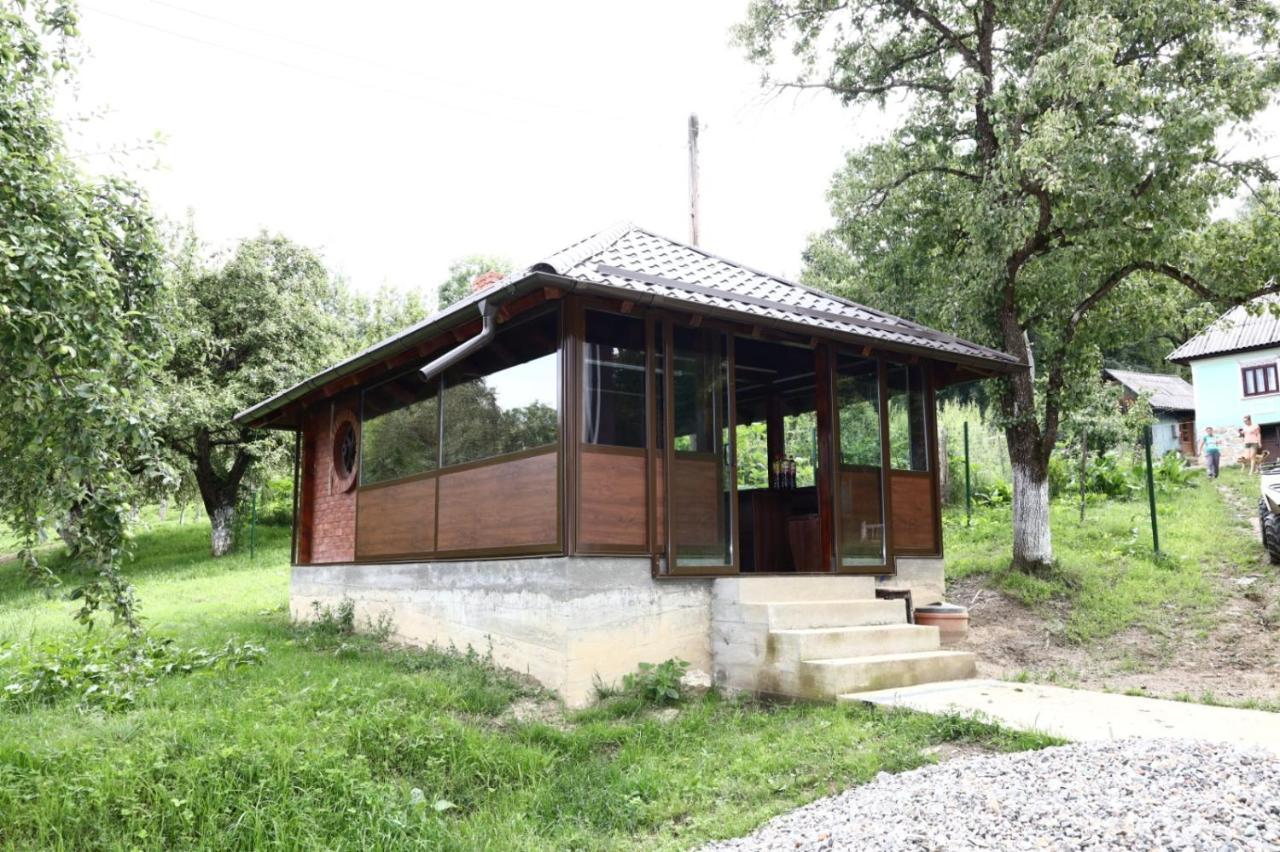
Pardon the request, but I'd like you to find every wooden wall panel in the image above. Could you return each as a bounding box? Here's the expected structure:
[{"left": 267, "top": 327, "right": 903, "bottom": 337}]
[
  {"left": 890, "top": 472, "right": 937, "bottom": 553},
  {"left": 670, "top": 454, "right": 723, "bottom": 553},
  {"left": 838, "top": 467, "right": 884, "bottom": 562},
  {"left": 579, "top": 448, "right": 647, "bottom": 548},
  {"left": 356, "top": 477, "right": 436, "bottom": 559},
  {"left": 436, "top": 449, "right": 558, "bottom": 552}
]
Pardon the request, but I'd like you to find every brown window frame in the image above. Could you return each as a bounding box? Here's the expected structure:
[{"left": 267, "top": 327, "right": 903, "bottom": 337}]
[{"left": 1242, "top": 363, "right": 1279, "bottom": 398}]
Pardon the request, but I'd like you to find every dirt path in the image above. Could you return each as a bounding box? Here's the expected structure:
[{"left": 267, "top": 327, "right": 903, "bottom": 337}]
[{"left": 952, "top": 484, "right": 1280, "bottom": 707}]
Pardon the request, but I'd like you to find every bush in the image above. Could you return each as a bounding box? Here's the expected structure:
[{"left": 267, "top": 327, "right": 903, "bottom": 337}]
[
  {"left": 1, "top": 635, "right": 266, "bottom": 712},
  {"left": 621, "top": 658, "right": 688, "bottom": 705}
]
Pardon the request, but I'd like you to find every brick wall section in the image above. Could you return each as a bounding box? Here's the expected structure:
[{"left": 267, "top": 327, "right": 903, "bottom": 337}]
[{"left": 303, "top": 403, "right": 356, "bottom": 564}]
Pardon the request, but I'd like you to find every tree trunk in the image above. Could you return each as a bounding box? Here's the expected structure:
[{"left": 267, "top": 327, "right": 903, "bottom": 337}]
[
  {"left": 998, "top": 306, "right": 1055, "bottom": 574},
  {"left": 1010, "top": 455, "right": 1052, "bottom": 571},
  {"left": 191, "top": 430, "right": 253, "bottom": 558},
  {"left": 209, "top": 502, "right": 236, "bottom": 557}
]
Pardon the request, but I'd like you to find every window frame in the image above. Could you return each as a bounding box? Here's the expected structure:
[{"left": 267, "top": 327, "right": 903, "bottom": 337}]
[{"left": 1241, "top": 362, "right": 1279, "bottom": 399}]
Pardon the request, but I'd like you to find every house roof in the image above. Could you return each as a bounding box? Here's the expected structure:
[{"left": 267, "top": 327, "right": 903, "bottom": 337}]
[
  {"left": 234, "top": 223, "right": 1023, "bottom": 428},
  {"left": 1168, "top": 295, "right": 1280, "bottom": 363},
  {"left": 1102, "top": 369, "right": 1194, "bottom": 412}
]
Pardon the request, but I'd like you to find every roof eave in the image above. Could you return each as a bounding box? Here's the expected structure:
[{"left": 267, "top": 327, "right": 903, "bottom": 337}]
[{"left": 235, "top": 270, "right": 1024, "bottom": 430}]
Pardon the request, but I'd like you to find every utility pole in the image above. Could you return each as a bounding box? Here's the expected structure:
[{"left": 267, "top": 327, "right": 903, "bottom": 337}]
[{"left": 688, "top": 113, "right": 700, "bottom": 246}]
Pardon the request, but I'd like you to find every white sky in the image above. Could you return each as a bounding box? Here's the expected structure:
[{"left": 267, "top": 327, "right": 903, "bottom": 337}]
[{"left": 62, "top": 0, "right": 888, "bottom": 300}]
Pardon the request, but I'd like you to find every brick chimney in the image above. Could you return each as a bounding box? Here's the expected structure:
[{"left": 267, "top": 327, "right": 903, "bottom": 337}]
[{"left": 471, "top": 270, "right": 505, "bottom": 293}]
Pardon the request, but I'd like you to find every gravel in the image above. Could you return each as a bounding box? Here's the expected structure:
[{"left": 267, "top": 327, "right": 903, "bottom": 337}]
[{"left": 702, "top": 738, "right": 1280, "bottom": 851}]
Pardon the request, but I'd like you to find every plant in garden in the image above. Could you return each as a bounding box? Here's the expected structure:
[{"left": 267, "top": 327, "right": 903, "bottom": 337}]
[
  {"left": 740, "top": 0, "right": 1280, "bottom": 573},
  {"left": 621, "top": 658, "right": 689, "bottom": 705},
  {"left": 0, "top": 1, "right": 169, "bottom": 630}
]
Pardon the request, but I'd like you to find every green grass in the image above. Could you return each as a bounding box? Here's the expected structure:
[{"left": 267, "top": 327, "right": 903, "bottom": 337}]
[
  {"left": 0, "top": 519, "right": 1055, "bottom": 851},
  {"left": 944, "top": 470, "right": 1258, "bottom": 643}
]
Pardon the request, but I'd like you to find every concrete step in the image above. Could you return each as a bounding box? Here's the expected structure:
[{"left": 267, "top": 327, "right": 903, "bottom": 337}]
[
  {"left": 763, "top": 599, "right": 908, "bottom": 630},
  {"left": 804, "top": 650, "right": 977, "bottom": 697},
  {"left": 768, "top": 623, "right": 940, "bottom": 661},
  {"left": 715, "top": 575, "right": 877, "bottom": 604}
]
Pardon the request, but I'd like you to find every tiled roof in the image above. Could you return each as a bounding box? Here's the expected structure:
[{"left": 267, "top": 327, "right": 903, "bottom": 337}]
[
  {"left": 539, "top": 224, "right": 1020, "bottom": 367},
  {"left": 1103, "top": 369, "right": 1194, "bottom": 411},
  {"left": 1168, "top": 295, "right": 1280, "bottom": 363},
  {"left": 235, "top": 223, "right": 1021, "bottom": 427}
]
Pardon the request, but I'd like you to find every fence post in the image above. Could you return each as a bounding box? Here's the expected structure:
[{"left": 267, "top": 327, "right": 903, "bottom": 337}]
[
  {"left": 249, "top": 491, "right": 258, "bottom": 561},
  {"left": 1144, "top": 425, "right": 1160, "bottom": 555},
  {"left": 963, "top": 421, "right": 971, "bottom": 527}
]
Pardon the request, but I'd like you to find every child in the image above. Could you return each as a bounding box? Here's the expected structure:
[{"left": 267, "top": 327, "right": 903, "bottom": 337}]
[{"left": 1199, "top": 427, "right": 1221, "bottom": 479}]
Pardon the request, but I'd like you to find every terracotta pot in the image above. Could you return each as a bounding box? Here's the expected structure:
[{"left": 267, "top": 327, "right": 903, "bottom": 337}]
[{"left": 914, "top": 604, "right": 969, "bottom": 645}]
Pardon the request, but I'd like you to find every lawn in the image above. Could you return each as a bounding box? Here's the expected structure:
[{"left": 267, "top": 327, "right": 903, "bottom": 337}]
[
  {"left": 0, "top": 520, "right": 1051, "bottom": 851},
  {"left": 943, "top": 467, "right": 1259, "bottom": 643}
]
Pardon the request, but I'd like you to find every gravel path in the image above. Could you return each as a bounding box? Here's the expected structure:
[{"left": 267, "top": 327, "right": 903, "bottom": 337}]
[{"left": 702, "top": 739, "right": 1280, "bottom": 851}]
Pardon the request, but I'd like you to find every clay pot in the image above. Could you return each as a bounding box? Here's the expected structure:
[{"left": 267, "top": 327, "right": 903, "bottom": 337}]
[{"left": 914, "top": 604, "right": 969, "bottom": 645}]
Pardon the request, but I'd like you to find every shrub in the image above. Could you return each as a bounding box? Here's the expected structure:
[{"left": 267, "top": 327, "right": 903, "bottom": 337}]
[
  {"left": 621, "top": 658, "right": 688, "bottom": 705},
  {"left": 1, "top": 636, "right": 266, "bottom": 712}
]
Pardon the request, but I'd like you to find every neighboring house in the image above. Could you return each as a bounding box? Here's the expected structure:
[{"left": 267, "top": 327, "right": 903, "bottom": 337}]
[
  {"left": 235, "top": 224, "right": 1023, "bottom": 705},
  {"left": 1102, "top": 368, "right": 1195, "bottom": 457},
  {"left": 1169, "top": 295, "right": 1280, "bottom": 463}
]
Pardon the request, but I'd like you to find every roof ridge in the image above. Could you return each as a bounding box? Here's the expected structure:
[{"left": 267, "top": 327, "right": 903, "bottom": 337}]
[{"left": 535, "top": 221, "right": 635, "bottom": 276}]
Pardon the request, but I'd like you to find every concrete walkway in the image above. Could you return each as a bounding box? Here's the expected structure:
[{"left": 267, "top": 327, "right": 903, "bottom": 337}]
[{"left": 846, "top": 679, "right": 1280, "bottom": 756}]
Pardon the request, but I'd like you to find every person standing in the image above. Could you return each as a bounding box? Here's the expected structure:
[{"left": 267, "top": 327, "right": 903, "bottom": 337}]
[
  {"left": 1199, "top": 427, "right": 1222, "bottom": 479},
  {"left": 1243, "top": 415, "right": 1263, "bottom": 474}
]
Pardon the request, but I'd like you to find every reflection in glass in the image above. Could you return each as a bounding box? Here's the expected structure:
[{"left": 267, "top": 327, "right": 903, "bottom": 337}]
[
  {"left": 442, "top": 308, "right": 560, "bottom": 467},
  {"left": 888, "top": 364, "right": 929, "bottom": 471},
  {"left": 670, "top": 326, "right": 731, "bottom": 568},
  {"left": 583, "top": 311, "right": 646, "bottom": 448},
  {"left": 360, "top": 377, "right": 439, "bottom": 486},
  {"left": 835, "top": 353, "right": 885, "bottom": 566}
]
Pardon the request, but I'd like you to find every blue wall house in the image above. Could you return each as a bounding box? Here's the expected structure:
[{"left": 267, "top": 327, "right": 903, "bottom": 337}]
[
  {"left": 1102, "top": 369, "right": 1195, "bottom": 457},
  {"left": 1168, "top": 296, "right": 1280, "bottom": 464}
]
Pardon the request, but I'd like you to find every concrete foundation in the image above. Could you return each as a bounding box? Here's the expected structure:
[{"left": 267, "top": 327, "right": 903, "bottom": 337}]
[
  {"left": 291, "top": 555, "right": 948, "bottom": 706},
  {"left": 292, "top": 556, "right": 713, "bottom": 707}
]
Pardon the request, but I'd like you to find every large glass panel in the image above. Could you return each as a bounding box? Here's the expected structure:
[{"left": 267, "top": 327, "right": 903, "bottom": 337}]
[
  {"left": 442, "top": 307, "right": 559, "bottom": 467},
  {"left": 835, "top": 353, "right": 885, "bottom": 566},
  {"left": 583, "top": 311, "right": 646, "bottom": 447},
  {"left": 670, "top": 326, "right": 732, "bottom": 568},
  {"left": 732, "top": 336, "right": 823, "bottom": 572},
  {"left": 360, "top": 374, "right": 440, "bottom": 487},
  {"left": 887, "top": 363, "right": 929, "bottom": 471}
]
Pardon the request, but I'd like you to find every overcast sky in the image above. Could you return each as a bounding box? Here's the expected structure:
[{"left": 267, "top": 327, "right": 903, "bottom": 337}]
[{"left": 61, "top": 0, "right": 893, "bottom": 299}]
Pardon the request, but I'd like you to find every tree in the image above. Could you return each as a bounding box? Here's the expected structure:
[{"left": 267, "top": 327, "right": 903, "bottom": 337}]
[
  {"left": 437, "top": 254, "right": 511, "bottom": 311},
  {"left": 160, "top": 232, "right": 345, "bottom": 556},
  {"left": 347, "top": 284, "right": 432, "bottom": 354},
  {"left": 740, "top": 0, "right": 1280, "bottom": 572},
  {"left": 0, "top": 1, "right": 168, "bottom": 630}
]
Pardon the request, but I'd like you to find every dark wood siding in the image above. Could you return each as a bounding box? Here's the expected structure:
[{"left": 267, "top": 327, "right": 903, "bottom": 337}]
[
  {"left": 436, "top": 448, "right": 559, "bottom": 553},
  {"left": 355, "top": 477, "right": 436, "bottom": 559}
]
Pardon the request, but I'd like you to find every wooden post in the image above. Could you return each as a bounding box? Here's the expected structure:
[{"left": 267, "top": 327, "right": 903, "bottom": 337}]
[{"left": 688, "top": 114, "right": 700, "bottom": 246}]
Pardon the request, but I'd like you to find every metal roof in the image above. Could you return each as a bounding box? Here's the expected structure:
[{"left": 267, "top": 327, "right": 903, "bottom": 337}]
[
  {"left": 1168, "top": 295, "right": 1280, "bottom": 363},
  {"left": 234, "top": 223, "right": 1022, "bottom": 428},
  {"left": 1102, "top": 369, "right": 1194, "bottom": 412}
]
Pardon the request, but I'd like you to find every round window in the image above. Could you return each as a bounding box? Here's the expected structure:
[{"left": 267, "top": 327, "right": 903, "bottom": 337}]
[{"left": 331, "top": 412, "right": 359, "bottom": 492}]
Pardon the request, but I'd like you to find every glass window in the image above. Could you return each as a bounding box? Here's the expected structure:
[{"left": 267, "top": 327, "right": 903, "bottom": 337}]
[
  {"left": 442, "top": 308, "right": 559, "bottom": 467},
  {"left": 583, "top": 311, "right": 646, "bottom": 447},
  {"left": 360, "top": 373, "right": 440, "bottom": 487},
  {"left": 835, "top": 353, "right": 884, "bottom": 566},
  {"left": 670, "top": 326, "right": 732, "bottom": 568},
  {"left": 887, "top": 364, "right": 929, "bottom": 471}
]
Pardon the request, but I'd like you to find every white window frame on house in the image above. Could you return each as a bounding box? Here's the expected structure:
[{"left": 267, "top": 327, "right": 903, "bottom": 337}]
[{"left": 1240, "top": 359, "right": 1280, "bottom": 399}]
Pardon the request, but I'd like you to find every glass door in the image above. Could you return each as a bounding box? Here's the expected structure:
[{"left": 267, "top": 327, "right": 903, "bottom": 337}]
[
  {"left": 833, "top": 352, "right": 887, "bottom": 570},
  {"left": 665, "top": 324, "right": 735, "bottom": 573}
]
